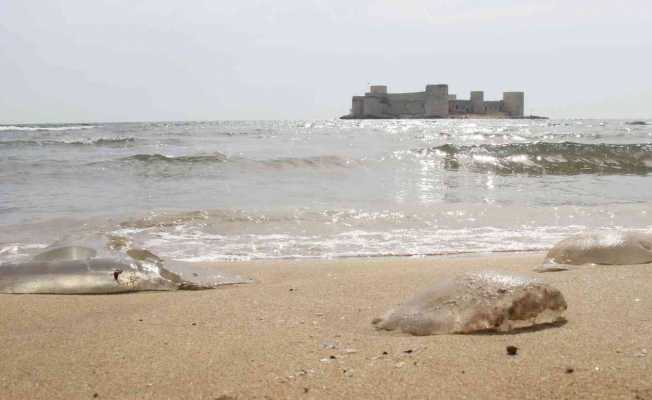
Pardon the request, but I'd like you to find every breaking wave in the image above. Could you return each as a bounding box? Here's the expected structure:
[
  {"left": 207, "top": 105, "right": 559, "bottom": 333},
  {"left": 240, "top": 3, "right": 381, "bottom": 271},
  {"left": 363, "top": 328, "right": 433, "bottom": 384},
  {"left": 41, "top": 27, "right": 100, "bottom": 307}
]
[
  {"left": 3, "top": 203, "right": 652, "bottom": 263},
  {"left": 415, "top": 142, "right": 652, "bottom": 175},
  {"left": 122, "top": 153, "right": 229, "bottom": 163},
  {"left": 119, "top": 153, "right": 353, "bottom": 168},
  {"left": 119, "top": 208, "right": 412, "bottom": 230},
  {"left": 108, "top": 142, "right": 652, "bottom": 175},
  {"left": 260, "top": 155, "right": 356, "bottom": 168},
  {"left": 110, "top": 206, "right": 652, "bottom": 261}
]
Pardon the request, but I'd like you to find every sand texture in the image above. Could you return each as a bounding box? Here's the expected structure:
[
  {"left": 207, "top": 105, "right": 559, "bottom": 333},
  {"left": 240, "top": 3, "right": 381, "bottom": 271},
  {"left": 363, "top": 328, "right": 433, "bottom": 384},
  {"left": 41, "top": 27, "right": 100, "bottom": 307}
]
[{"left": 1, "top": 253, "right": 651, "bottom": 399}]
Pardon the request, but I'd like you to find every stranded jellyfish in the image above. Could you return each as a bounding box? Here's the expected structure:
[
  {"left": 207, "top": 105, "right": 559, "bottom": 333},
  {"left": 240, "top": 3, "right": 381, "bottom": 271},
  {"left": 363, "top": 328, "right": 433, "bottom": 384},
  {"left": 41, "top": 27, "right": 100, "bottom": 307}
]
[
  {"left": 0, "top": 245, "right": 252, "bottom": 294},
  {"left": 537, "top": 231, "right": 652, "bottom": 272},
  {"left": 373, "top": 271, "right": 567, "bottom": 335}
]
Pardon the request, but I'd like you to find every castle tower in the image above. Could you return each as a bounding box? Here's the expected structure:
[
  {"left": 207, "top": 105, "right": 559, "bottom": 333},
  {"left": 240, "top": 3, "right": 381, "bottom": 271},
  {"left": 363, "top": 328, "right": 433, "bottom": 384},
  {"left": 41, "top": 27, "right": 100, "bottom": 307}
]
[
  {"left": 424, "top": 84, "right": 449, "bottom": 117},
  {"left": 351, "top": 96, "right": 364, "bottom": 116},
  {"left": 502, "top": 92, "right": 524, "bottom": 117},
  {"left": 470, "top": 91, "right": 484, "bottom": 114},
  {"left": 360, "top": 84, "right": 388, "bottom": 117},
  {"left": 369, "top": 85, "right": 387, "bottom": 95}
]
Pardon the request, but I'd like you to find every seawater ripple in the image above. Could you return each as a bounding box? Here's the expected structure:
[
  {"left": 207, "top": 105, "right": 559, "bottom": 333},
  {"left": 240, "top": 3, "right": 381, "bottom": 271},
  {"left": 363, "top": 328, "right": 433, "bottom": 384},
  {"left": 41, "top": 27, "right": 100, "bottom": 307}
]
[
  {"left": 114, "top": 142, "right": 652, "bottom": 175},
  {"left": 416, "top": 142, "right": 652, "bottom": 175},
  {"left": 118, "top": 153, "right": 353, "bottom": 168},
  {"left": 122, "top": 152, "right": 228, "bottom": 163}
]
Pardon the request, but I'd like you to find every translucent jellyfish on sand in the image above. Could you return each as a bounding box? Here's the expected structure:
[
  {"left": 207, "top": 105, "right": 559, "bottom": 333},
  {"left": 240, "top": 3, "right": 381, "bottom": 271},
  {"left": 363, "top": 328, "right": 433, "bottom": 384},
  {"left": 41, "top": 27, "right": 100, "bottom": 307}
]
[
  {"left": 372, "top": 271, "right": 567, "bottom": 335},
  {"left": 0, "top": 245, "right": 253, "bottom": 294},
  {"left": 537, "top": 231, "right": 652, "bottom": 272}
]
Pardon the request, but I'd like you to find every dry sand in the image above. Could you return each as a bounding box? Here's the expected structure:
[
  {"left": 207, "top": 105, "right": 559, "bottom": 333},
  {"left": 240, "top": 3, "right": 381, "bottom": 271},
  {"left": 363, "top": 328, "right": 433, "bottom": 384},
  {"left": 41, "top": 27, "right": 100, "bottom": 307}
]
[{"left": 1, "top": 253, "right": 651, "bottom": 399}]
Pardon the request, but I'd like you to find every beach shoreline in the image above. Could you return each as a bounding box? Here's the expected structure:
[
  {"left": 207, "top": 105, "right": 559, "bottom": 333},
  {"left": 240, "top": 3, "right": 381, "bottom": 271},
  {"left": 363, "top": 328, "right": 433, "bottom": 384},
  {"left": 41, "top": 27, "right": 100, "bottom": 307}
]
[{"left": 1, "top": 253, "right": 651, "bottom": 399}]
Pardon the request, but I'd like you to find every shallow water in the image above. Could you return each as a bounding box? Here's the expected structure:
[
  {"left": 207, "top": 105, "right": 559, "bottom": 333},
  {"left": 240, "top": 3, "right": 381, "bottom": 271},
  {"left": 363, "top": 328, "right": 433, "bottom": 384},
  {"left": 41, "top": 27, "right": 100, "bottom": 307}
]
[{"left": 1, "top": 119, "right": 651, "bottom": 262}]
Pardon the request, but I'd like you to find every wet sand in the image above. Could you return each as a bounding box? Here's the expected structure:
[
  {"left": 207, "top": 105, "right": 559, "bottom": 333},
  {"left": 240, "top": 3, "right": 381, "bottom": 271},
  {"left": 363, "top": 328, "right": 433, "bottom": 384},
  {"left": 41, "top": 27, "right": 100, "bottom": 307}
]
[{"left": 1, "top": 253, "right": 651, "bottom": 399}]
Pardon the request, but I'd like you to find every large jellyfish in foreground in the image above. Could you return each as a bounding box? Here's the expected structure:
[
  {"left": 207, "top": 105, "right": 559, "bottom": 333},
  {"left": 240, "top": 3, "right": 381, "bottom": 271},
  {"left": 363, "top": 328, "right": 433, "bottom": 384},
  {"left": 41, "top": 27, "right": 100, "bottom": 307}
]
[
  {"left": 373, "top": 272, "right": 567, "bottom": 335},
  {"left": 0, "top": 245, "right": 252, "bottom": 294},
  {"left": 537, "top": 231, "right": 652, "bottom": 272}
]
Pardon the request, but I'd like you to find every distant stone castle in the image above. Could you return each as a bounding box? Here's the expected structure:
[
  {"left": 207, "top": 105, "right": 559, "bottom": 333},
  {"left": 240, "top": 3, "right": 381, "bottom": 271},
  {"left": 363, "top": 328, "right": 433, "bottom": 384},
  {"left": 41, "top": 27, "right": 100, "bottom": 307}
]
[{"left": 341, "top": 84, "right": 525, "bottom": 119}]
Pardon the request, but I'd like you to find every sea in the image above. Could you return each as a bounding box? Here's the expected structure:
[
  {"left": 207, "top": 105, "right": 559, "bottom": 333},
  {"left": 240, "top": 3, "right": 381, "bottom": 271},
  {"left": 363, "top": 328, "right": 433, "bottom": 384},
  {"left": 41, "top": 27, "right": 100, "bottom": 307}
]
[{"left": 1, "top": 119, "right": 651, "bottom": 263}]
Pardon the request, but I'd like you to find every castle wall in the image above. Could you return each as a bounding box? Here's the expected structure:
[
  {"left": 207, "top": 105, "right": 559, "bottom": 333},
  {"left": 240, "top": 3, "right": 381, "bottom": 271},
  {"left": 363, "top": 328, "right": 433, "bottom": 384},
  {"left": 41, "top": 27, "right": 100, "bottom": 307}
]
[
  {"left": 362, "top": 96, "right": 385, "bottom": 116},
  {"left": 387, "top": 100, "right": 426, "bottom": 115},
  {"left": 424, "top": 84, "right": 449, "bottom": 117},
  {"left": 470, "top": 91, "right": 484, "bottom": 114},
  {"left": 386, "top": 92, "right": 425, "bottom": 101},
  {"left": 502, "top": 92, "right": 524, "bottom": 117},
  {"left": 450, "top": 100, "right": 472, "bottom": 114},
  {"left": 385, "top": 92, "right": 426, "bottom": 116},
  {"left": 351, "top": 96, "right": 364, "bottom": 116},
  {"left": 485, "top": 101, "right": 503, "bottom": 114}
]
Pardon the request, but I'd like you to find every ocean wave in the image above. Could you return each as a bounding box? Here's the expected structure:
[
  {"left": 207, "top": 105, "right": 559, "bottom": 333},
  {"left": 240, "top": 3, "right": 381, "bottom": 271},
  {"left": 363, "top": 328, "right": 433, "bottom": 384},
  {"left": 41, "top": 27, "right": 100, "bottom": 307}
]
[
  {"left": 0, "top": 124, "right": 97, "bottom": 132},
  {"left": 115, "top": 208, "right": 567, "bottom": 260},
  {"left": 120, "top": 210, "right": 211, "bottom": 229},
  {"left": 118, "top": 208, "right": 417, "bottom": 230},
  {"left": 122, "top": 152, "right": 229, "bottom": 163},
  {"left": 118, "top": 152, "right": 354, "bottom": 169},
  {"left": 119, "top": 205, "right": 611, "bottom": 232},
  {"left": 0, "top": 137, "right": 135, "bottom": 147},
  {"left": 108, "top": 205, "right": 652, "bottom": 261},
  {"left": 414, "top": 142, "right": 652, "bottom": 175},
  {"left": 260, "top": 155, "right": 355, "bottom": 168},
  {"left": 4, "top": 203, "right": 652, "bottom": 263},
  {"left": 130, "top": 224, "right": 652, "bottom": 262}
]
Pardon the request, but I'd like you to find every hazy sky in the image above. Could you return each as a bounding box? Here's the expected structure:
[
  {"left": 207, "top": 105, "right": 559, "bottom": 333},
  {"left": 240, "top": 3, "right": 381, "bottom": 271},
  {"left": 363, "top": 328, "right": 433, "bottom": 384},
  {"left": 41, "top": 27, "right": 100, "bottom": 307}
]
[{"left": 1, "top": 0, "right": 651, "bottom": 122}]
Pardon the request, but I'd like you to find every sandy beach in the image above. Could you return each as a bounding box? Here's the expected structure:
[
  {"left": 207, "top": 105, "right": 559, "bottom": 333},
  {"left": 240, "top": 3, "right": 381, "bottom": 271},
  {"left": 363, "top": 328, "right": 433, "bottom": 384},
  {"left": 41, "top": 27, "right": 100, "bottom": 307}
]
[{"left": 1, "top": 253, "right": 651, "bottom": 399}]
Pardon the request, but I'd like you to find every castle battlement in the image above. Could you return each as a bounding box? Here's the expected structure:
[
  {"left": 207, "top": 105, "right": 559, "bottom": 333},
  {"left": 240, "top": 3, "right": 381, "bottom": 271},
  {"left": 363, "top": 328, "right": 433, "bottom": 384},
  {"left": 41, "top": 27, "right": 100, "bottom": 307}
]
[{"left": 342, "top": 84, "right": 524, "bottom": 119}]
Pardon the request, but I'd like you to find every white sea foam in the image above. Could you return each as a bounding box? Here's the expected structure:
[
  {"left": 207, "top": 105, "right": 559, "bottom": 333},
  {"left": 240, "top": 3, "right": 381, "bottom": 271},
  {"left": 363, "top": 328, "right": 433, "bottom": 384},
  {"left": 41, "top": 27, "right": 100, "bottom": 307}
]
[{"left": 120, "top": 223, "right": 593, "bottom": 262}]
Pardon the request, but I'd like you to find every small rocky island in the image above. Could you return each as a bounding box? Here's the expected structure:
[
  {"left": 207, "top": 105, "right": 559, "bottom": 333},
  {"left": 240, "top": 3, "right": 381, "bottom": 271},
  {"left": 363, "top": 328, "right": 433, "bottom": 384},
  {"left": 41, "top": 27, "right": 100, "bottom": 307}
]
[{"left": 341, "top": 84, "right": 544, "bottom": 119}]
